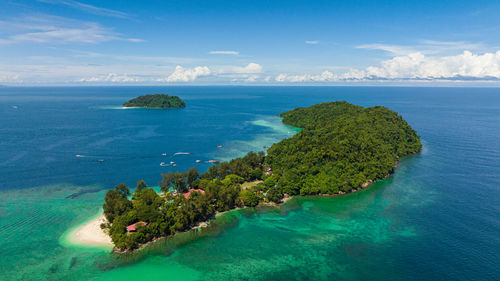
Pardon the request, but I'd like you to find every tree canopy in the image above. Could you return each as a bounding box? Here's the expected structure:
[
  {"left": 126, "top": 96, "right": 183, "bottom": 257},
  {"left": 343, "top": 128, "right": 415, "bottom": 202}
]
[
  {"left": 265, "top": 101, "right": 422, "bottom": 195},
  {"left": 123, "top": 94, "right": 186, "bottom": 108}
]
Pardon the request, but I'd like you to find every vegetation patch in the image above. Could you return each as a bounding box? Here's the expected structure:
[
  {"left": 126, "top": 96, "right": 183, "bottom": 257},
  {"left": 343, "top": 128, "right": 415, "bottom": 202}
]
[{"left": 123, "top": 94, "right": 186, "bottom": 108}]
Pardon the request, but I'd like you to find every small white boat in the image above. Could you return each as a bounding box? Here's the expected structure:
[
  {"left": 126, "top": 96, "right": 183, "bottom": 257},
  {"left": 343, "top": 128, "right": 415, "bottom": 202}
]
[
  {"left": 75, "top": 154, "right": 82, "bottom": 157},
  {"left": 170, "top": 161, "right": 175, "bottom": 164},
  {"left": 160, "top": 162, "right": 166, "bottom": 166},
  {"left": 173, "top": 164, "right": 177, "bottom": 167},
  {"left": 161, "top": 153, "right": 167, "bottom": 156},
  {"left": 196, "top": 160, "right": 201, "bottom": 163}
]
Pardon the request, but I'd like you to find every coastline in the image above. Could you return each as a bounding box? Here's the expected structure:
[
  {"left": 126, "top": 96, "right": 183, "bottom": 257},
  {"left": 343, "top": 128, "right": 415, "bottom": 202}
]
[
  {"left": 60, "top": 210, "right": 113, "bottom": 250},
  {"left": 63, "top": 176, "right": 382, "bottom": 253}
]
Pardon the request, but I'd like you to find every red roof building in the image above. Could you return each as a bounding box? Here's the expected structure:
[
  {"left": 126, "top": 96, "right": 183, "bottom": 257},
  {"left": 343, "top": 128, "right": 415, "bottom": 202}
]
[
  {"left": 184, "top": 189, "right": 205, "bottom": 199},
  {"left": 126, "top": 221, "right": 147, "bottom": 232}
]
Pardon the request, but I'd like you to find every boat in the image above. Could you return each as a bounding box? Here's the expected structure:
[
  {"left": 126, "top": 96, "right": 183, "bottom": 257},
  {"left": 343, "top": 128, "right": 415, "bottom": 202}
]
[
  {"left": 195, "top": 160, "right": 201, "bottom": 163},
  {"left": 217, "top": 145, "right": 222, "bottom": 148},
  {"left": 98, "top": 159, "right": 104, "bottom": 162},
  {"left": 160, "top": 162, "right": 166, "bottom": 166},
  {"left": 75, "top": 154, "right": 82, "bottom": 157},
  {"left": 173, "top": 164, "right": 177, "bottom": 167},
  {"left": 174, "top": 152, "right": 190, "bottom": 155},
  {"left": 208, "top": 160, "right": 220, "bottom": 164},
  {"left": 170, "top": 161, "right": 175, "bottom": 164},
  {"left": 161, "top": 153, "right": 167, "bottom": 156}
]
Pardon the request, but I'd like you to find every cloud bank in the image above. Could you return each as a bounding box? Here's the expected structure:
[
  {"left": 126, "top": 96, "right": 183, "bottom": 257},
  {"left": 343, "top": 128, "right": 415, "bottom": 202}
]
[
  {"left": 275, "top": 51, "right": 500, "bottom": 82},
  {"left": 79, "top": 73, "right": 144, "bottom": 83},
  {"left": 72, "top": 63, "right": 262, "bottom": 84},
  {"left": 2, "top": 50, "right": 500, "bottom": 84}
]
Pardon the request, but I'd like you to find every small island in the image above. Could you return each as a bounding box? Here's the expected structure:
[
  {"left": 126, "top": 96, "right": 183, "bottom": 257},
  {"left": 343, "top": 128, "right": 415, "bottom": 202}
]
[
  {"left": 123, "top": 94, "right": 186, "bottom": 108},
  {"left": 94, "top": 101, "right": 421, "bottom": 251}
]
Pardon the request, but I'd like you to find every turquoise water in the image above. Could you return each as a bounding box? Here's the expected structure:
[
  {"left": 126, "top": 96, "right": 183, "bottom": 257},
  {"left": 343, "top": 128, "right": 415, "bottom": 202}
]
[{"left": 0, "top": 87, "right": 499, "bottom": 280}]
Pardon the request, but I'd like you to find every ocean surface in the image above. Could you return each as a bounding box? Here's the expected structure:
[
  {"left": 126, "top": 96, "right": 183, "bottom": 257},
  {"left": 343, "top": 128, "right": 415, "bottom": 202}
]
[{"left": 0, "top": 86, "right": 498, "bottom": 281}]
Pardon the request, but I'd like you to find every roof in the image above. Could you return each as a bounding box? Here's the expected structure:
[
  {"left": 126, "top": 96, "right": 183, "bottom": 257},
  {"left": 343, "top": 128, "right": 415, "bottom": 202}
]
[
  {"left": 184, "top": 189, "right": 205, "bottom": 199},
  {"left": 126, "top": 221, "right": 147, "bottom": 232}
]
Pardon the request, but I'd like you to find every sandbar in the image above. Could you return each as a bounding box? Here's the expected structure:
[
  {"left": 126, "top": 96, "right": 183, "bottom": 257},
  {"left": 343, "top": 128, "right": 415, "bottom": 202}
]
[{"left": 64, "top": 212, "right": 113, "bottom": 249}]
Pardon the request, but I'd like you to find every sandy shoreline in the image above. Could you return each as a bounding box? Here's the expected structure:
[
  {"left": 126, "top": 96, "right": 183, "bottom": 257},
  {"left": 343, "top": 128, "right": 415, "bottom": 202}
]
[{"left": 65, "top": 213, "right": 113, "bottom": 248}]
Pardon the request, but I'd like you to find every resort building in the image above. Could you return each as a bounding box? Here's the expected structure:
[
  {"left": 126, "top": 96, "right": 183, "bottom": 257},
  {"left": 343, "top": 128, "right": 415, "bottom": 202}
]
[
  {"left": 184, "top": 189, "right": 205, "bottom": 199},
  {"left": 126, "top": 221, "right": 148, "bottom": 232}
]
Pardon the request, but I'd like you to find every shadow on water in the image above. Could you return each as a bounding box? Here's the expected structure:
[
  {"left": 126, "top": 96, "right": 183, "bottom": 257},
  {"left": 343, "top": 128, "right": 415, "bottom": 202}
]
[{"left": 66, "top": 187, "right": 105, "bottom": 199}]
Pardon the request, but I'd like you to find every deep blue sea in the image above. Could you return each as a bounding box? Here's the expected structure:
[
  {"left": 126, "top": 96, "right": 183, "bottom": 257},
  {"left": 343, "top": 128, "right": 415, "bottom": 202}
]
[{"left": 0, "top": 86, "right": 498, "bottom": 281}]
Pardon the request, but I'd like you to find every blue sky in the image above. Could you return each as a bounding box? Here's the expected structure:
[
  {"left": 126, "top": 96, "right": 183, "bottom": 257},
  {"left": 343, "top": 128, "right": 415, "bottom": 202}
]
[{"left": 1, "top": 0, "right": 500, "bottom": 85}]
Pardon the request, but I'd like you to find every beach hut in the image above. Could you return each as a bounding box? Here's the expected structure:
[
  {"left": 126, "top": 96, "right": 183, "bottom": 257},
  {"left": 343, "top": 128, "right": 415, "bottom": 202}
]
[{"left": 126, "top": 221, "right": 148, "bottom": 232}]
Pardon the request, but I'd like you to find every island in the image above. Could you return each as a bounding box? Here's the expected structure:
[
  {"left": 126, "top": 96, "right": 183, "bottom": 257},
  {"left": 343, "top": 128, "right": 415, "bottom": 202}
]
[
  {"left": 97, "top": 101, "right": 422, "bottom": 251},
  {"left": 123, "top": 94, "right": 186, "bottom": 108}
]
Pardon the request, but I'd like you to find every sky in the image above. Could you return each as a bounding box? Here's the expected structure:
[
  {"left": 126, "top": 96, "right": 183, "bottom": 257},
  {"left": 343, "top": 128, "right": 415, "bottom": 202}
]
[{"left": 1, "top": 0, "right": 500, "bottom": 85}]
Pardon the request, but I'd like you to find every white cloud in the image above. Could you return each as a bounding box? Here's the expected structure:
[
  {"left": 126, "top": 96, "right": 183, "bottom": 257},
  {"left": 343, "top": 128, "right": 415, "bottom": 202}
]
[
  {"left": 209, "top": 51, "right": 239, "bottom": 55},
  {"left": 159, "top": 66, "right": 212, "bottom": 82},
  {"left": 275, "top": 71, "right": 334, "bottom": 82},
  {"left": 0, "top": 61, "right": 263, "bottom": 84},
  {"left": 231, "top": 63, "right": 263, "bottom": 74},
  {"left": 79, "top": 73, "right": 144, "bottom": 83},
  {"left": 356, "top": 44, "right": 417, "bottom": 56},
  {"left": 126, "top": 38, "right": 145, "bottom": 43},
  {"left": 353, "top": 51, "right": 500, "bottom": 80},
  {"left": 0, "top": 74, "right": 22, "bottom": 83},
  {"left": 37, "top": 0, "right": 130, "bottom": 19},
  {"left": 305, "top": 40, "right": 319, "bottom": 45},
  {"left": 7, "top": 49, "right": 500, "bottom": 84},
  {"left": 246, "top": 75, "right": 259, "bottom": 82},
  {"left": 213, "top": 63, "right": 263, "bottom": 82},
  {"left": 0, "top": 15, "right": 142, "bottom": 45},
  {"left": 357, "top": 40, "right": 485, "bottom": 56},
  {"left": 419, "top": 40, "right": 484, "bottom": 52},
  {"left": 275, "top": 50, "right": 500, "bottom": 82}
]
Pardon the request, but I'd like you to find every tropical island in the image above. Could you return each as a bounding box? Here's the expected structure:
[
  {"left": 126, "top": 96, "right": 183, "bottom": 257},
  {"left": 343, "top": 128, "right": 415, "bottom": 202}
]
[
  {"left": 123, "top": 94, "right": 186, "bottom": 108},
  {"left": 97, "top": 101, "right": 421, "bottom": 251}
]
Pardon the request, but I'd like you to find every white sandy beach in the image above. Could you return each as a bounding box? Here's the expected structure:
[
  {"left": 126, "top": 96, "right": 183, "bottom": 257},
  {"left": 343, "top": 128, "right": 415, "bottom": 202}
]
[{"left": 68, "top": 214, "right": 113, "bottom": 248}]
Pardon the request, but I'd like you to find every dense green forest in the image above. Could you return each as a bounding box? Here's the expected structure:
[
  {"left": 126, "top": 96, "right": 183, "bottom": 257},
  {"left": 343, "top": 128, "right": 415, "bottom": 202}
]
[
  {"left": 102, "top": 101, "right": 421, "bottom": 250},
  {"left": 123, "top": 94, "right": 186, "bottom": 108},
  {"left": 266, "top": 101, "right": 422, "bottom": 195}
]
